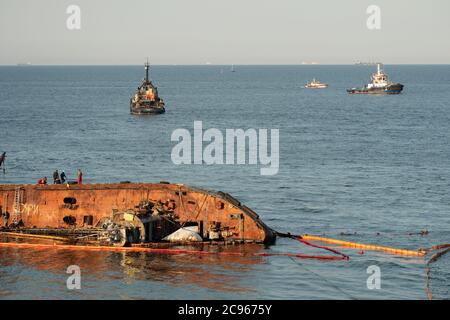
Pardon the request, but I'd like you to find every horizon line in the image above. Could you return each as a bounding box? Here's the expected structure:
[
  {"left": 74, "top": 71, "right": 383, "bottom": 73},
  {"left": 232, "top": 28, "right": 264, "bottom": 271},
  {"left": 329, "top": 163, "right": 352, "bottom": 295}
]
[{"left": 2, "top": 63, "right": 450, "bottom": 67}]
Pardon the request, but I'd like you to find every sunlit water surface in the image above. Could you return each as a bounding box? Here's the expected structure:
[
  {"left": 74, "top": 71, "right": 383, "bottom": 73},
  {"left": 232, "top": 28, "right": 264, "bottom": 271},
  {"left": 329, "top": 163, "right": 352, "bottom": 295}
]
[{"left": 0, "top": 65, "right": 449, "bottom": 299}]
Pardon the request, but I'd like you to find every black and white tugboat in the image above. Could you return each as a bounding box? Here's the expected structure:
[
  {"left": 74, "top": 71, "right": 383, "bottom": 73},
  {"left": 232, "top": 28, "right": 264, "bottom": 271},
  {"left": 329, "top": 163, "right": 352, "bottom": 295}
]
[
  {"left": 347, "top": 63, "right": 403, "bottom": 94},
  {"left": 130, "top": 61, "right": 165, "bottom": 114}
]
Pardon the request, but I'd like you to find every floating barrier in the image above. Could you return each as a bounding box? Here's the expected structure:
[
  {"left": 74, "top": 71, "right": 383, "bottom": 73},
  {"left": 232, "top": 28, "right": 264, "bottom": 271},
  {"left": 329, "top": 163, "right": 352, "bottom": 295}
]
[
  {"left": 300, "top": 234, "right": 426, "bottom": 257},
  {"left": 0, "top": 241, "right": 347, "bottom": 261},
  {"left": 0, "top": 232, "right": 68, "bottom": 242},
  {"left": 274, "top": 231, "right": 428, "bottom": 257},
  {"left": 425, "top": 247, "right": 450, "bottom": 300},
  {"left": 2, "top": 230, "right": 449, "bottom": 299},
  {"left": 276, "top": 232, "right": 449, "bottom": 299}
]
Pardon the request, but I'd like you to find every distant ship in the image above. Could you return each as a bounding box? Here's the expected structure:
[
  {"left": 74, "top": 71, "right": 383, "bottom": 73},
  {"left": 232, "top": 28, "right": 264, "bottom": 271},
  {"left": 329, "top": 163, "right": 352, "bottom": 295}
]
[
  {"left": 347, "top": 63, "right": 403, "bottom": 94},
  {"left": 354, "top": 61, "right": 380, "bottom": 66},
  {"left": 17, "top": 62, "right": 32, "bottom": 67},
  {"left": 305, "top": 78, "right": 328, "bottom": 89},
  {"left": 231, "top": 64, "right": 235, "bottom": 72},
  {"left": 130, "top": 61, "right": 165, "bottom": 115}
]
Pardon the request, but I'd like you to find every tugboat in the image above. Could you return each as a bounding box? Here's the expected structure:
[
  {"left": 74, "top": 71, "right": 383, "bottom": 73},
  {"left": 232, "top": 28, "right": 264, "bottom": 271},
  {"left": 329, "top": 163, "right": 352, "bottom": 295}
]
[
  {"left": 347, "top": 63, "right": 403, "bottom": 94},
  {"left": 130, "top": 61, "right": 165, "bottom": 114},
  {"left": 305, "top": 78, "right": 328, "bottom": 89}
]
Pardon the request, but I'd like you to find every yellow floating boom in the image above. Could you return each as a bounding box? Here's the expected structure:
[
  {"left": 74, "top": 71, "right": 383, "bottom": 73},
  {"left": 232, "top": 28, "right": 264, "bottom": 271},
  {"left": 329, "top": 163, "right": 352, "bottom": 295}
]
[{"left": 301, "top": 234, "right": 426, "bottom": 257}]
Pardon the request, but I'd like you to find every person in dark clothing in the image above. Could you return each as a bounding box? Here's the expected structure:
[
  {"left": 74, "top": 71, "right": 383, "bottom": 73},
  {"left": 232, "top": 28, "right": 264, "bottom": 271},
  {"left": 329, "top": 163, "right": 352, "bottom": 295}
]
[
  {"left": 0, "top": 152, "right": 5, "bottom": 173},
  {"left": 53, "top": 170, "right": 61, "bottom": 184},
  {"left": 60, "top": 171, "right": 67, "bottom": 184},
  {"left": 1, "top": 208, "right": 9, "bottom": 227}
]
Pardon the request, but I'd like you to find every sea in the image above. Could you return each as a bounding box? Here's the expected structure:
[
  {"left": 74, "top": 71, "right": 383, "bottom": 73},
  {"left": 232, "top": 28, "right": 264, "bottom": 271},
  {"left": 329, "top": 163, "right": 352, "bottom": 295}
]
[{"left": 0, "top": 65, "right": 449, "bottom": 299}]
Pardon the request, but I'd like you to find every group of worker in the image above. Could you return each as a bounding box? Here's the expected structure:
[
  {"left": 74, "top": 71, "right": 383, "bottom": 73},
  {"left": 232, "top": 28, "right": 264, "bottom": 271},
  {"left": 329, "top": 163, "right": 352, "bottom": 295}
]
[{"left": 37, "top": 169, "right": 83, "bottom": 185}]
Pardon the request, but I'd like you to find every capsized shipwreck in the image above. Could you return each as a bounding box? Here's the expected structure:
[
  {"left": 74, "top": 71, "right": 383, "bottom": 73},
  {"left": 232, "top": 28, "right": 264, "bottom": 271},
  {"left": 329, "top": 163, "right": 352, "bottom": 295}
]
[{"left": 0, "top": 182, "right": 275, "bottom": 246}]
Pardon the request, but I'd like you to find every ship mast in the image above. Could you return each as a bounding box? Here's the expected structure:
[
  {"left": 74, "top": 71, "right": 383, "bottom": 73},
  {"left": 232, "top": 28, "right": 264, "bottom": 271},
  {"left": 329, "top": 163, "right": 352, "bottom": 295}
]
[
  {"left": 377, "top": 63, "right": 382, "bottom": 75},
  {"left": 144, "top": 58, "right": 150, "bottom": 83}
]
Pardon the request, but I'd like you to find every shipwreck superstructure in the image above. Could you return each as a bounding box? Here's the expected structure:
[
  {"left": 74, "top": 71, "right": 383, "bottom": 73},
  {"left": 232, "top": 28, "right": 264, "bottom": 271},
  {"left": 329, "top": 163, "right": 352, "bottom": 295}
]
[
  {"left": 130, "top": 62, "right": 165, "bottom": 115},
  {"left": 0, "top": 182, "right": 275, "bottom": 246}
]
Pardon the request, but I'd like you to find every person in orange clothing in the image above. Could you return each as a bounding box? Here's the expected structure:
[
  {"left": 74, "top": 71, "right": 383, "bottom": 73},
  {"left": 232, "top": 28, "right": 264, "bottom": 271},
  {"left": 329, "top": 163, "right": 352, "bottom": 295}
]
[{"left": 77, "top": 169, "right": 83, "bottom": 185}]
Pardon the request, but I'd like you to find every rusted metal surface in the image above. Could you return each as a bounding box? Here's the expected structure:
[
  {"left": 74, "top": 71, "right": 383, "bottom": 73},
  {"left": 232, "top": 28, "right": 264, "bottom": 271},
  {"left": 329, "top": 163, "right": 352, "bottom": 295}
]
[{"left": 0, "top": 182, "right": 275, "bottom": 244}]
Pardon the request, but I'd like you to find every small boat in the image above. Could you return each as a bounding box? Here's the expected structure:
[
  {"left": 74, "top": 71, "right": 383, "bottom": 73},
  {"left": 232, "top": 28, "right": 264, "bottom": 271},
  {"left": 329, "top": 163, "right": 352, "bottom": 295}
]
[
  {"left": 130, "top": 61, "right": 165, "bottom": 115},
  {"left": 305, "top": 78, "right": 328, "bottom": 89},
  {"left": 347, "top": 63, "right": 403, "bottom": 94}
]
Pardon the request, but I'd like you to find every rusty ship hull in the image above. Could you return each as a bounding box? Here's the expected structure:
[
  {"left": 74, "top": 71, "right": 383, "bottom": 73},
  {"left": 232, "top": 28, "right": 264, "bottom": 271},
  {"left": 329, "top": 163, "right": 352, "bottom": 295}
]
[{"left": 0, "top": 182, "right": 275, "bottom": 245}]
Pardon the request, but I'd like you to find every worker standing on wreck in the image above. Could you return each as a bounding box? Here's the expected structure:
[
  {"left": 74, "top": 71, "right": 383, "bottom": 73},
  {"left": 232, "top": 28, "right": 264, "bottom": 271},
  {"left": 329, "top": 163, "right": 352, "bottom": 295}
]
[
  {"left": 60, "top": 171, "right": 67, "bottom": 184},
  {"left": 1, "top": 207, "right": 9, "bottom": 227},
  {"left": 77, "top": 169, "right": 83, "bottom": 185},
  {"left": 0, "top": 152, "right": 6, "bottom": 174},
  {"left": 53, "top": 170, "right": 61, "bottom": 184}
]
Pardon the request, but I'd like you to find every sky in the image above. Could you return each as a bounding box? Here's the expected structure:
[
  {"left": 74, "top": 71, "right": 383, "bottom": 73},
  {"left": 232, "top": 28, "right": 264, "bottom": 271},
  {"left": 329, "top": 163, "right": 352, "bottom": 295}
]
[{"left": 0, "top": 0, "right": 449, "bottom": 65}]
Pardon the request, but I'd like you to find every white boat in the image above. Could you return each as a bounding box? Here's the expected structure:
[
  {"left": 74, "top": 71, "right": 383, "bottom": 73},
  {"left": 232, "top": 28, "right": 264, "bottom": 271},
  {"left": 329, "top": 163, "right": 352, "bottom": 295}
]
[{"left": 305, "top": 78, "right": 328, "bottom": 89}]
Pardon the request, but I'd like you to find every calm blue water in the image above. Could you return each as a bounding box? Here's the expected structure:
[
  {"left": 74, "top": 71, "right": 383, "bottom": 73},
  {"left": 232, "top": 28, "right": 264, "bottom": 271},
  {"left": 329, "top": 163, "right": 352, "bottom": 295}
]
[{"left": 0, "top": 65, "right": 449, "bottom": 299}]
